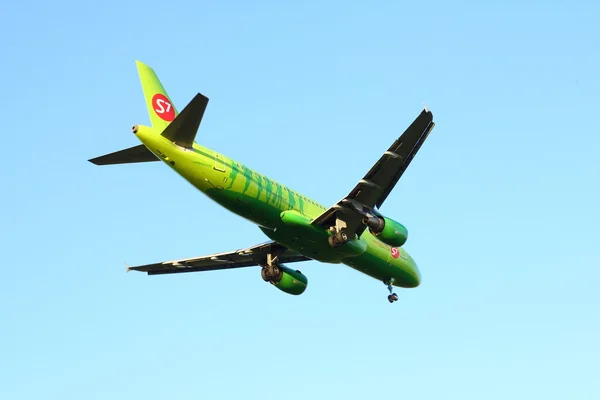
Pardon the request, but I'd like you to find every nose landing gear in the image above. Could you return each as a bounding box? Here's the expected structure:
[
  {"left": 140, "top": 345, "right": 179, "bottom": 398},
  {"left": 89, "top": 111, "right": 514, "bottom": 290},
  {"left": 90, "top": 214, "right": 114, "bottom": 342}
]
[{"left": 386, "top": 280, "right": 398, "bottom": 303}]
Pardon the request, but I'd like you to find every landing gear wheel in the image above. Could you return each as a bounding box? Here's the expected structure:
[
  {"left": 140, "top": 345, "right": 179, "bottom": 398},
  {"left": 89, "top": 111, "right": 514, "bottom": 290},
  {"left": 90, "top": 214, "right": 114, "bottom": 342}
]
[
  {"left": 328, "top": 235, "right": 339, "bottom": 247},
  {"left": 271, "top": 265, "right": 280, "bottom": 277},
  {"left": 329, "top": 230, "right": 348, "bottom": 246},
  {"left": 261, "top": 264, "right": 282, "bottom": 282},
  {"left": 328, "top": 231, "right": 348, "bottom": 247},
  {"left": 385, "top": 281, "right": 398, "bottom": 303}
]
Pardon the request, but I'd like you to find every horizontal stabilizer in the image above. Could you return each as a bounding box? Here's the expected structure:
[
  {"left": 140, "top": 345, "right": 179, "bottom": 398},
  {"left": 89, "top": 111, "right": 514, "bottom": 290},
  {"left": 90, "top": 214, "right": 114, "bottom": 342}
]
[
  {"left": 161, "top": 93, "right": 209, "bottom": 148},
  {"left": 88, "top": 144, "right": 159, "bottom": 165}
]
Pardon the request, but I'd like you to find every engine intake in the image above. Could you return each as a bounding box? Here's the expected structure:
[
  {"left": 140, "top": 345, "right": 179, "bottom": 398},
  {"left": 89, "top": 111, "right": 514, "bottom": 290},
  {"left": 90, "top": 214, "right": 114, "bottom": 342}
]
[{"left": 363, "top": 216, "right": 408, "bottom": 247}]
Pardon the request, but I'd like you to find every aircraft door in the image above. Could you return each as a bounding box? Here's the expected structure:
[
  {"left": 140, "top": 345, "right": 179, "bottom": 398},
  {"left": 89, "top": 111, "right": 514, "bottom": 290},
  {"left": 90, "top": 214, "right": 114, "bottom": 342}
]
[{"left": 214, "top": 153, "right": 226, "bottom": 173}]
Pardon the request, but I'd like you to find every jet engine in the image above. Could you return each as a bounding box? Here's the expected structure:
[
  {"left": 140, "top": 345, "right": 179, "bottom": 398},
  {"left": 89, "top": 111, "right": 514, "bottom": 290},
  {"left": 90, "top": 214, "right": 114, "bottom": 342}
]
[
  {"left": 363, "top": 216, "right": 408, "bottom": 247},
  {"left": 261, "top": 264, "right": 308, "bottom": 295}
]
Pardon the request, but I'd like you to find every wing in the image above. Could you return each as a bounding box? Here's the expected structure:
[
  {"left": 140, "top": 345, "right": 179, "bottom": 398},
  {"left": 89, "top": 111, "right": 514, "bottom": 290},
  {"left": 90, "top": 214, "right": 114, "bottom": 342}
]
[
  {"left": 127, "top": 241, "right": 311, "bottom": 276},
  {"left": 311, "top": 108, "right": 435, "bottom": 237}
]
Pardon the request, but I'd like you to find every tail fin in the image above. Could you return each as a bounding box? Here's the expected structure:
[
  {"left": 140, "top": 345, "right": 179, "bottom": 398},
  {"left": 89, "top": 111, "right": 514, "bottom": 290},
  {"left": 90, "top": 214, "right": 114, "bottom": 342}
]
[
  {"left": 88, "top": 61, "right": 210, "bottom": 166},
  {"left": 136, "top": 60, "right": 178, "bottom": 129}
]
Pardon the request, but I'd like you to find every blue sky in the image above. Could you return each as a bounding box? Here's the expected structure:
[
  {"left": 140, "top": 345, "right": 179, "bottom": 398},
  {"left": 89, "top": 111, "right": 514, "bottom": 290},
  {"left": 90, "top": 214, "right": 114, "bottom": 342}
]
[{"left": 1, "top": 0, "right": 599, "bottom": 398}]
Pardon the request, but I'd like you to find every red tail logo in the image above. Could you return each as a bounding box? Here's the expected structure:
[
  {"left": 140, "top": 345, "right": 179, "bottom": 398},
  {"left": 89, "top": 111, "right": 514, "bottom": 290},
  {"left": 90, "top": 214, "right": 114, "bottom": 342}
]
[{"left": 152, "top": 94, "right": 175, "bottom": 121}]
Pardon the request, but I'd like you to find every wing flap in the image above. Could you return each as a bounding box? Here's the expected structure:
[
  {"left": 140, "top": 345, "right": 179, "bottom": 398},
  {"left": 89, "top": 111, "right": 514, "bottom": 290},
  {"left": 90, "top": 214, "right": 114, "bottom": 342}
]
[
  {"left": 371, "top": 111, "right": 435, "bottom": 208},
  {"left": 128, "top": 241, "right": 311, "bottom": 276}
]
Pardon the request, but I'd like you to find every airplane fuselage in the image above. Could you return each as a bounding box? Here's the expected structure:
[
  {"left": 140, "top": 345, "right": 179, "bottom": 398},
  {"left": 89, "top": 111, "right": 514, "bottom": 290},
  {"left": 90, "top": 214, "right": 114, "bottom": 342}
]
[{"left": 134, "top": 126, "right": 421, "bottom": 288}]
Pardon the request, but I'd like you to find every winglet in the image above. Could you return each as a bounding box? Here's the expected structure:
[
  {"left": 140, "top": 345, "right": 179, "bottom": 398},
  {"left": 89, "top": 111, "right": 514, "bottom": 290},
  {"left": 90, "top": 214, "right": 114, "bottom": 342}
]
[
  {"left": 125, "top": 262, "right": 131, "bottom": 273},
  {"left": 422, "top": 101, "right": 430, "bottom": 113}
]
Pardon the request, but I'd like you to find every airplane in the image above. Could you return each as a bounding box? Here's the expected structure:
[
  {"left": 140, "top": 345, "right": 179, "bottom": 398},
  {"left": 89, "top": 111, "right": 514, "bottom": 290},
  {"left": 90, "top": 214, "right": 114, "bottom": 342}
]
[{"left": 89, "top": 61, "right": 436, "bottom": 303}]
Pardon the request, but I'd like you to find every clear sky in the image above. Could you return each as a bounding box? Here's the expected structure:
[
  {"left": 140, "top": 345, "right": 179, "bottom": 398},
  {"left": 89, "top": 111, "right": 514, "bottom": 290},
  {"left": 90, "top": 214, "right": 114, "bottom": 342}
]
[{"left": 1, "top": 0, "right": 599, "bottom": 399}]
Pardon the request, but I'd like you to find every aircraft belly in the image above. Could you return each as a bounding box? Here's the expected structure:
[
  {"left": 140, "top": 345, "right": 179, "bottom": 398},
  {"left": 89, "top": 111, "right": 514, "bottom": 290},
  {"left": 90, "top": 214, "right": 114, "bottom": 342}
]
[
  {"left": 342, "top": 238, "right": 421, "bottom": 288},
  {"left": 342, "top": 254, "right": 420, "bottom": 288},
  {"left": 259, "top": 225, "right": 360, "bottom": 263}
]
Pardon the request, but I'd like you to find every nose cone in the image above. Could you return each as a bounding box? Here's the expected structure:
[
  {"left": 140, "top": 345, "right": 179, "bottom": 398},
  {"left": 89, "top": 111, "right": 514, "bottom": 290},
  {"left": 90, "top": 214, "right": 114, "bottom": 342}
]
[
  {"left": 405, "top": 255, "right": 422, "bottom": 288},
  {"left": 411, "top": 263, "right": 422, "bottom": 287}
]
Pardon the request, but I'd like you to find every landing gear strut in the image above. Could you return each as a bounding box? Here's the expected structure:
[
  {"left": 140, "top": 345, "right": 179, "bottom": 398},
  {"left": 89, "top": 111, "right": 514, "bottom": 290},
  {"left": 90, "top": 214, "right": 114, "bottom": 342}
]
[
  {"left": 260, "top": 251, "right": 283, "bottom": 284},
  {"left": 327, "top": 217, "right": 352, "bottom": 248},
  {"left": 386, "top": 280, "right": 399, "bottom": 303}
]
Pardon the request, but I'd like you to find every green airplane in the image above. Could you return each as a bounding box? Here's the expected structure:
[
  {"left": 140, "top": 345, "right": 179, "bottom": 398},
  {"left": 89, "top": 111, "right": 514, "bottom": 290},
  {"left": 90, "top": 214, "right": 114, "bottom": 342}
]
[{"left": 90, "top": 61, "right": 436, "bottom": 303}]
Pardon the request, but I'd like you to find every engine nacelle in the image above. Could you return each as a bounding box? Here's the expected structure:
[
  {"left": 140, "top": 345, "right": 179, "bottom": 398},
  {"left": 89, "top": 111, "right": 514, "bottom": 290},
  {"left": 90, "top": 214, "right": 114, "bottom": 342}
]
[
  {"left": 363, "top": 216, "right": 408, "bottom": 247},
  {"left": 261, "top": 264, "right": 308, "bottom": 295}
]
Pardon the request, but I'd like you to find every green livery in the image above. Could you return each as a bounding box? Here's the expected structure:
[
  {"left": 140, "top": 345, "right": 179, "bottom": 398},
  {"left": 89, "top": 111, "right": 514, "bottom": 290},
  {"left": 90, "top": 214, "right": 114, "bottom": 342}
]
[{"left": 89, "top": 61, "right": 436, "bottom": 303}]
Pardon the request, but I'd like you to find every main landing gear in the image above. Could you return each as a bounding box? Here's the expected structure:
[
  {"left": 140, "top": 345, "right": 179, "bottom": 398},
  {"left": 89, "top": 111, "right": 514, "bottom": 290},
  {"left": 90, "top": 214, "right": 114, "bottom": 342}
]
[
  {"left": 326, "top": 216, "right": 353, "bottom": 248},
  {"left": 386, "top": 280, "right": 399, "bottom": 303},
  {"left": 328, "top": 230, "right": 349, "bottom": 247},
  {"left": 260, "top": 251, "right": 283, "bottom": 284}
]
